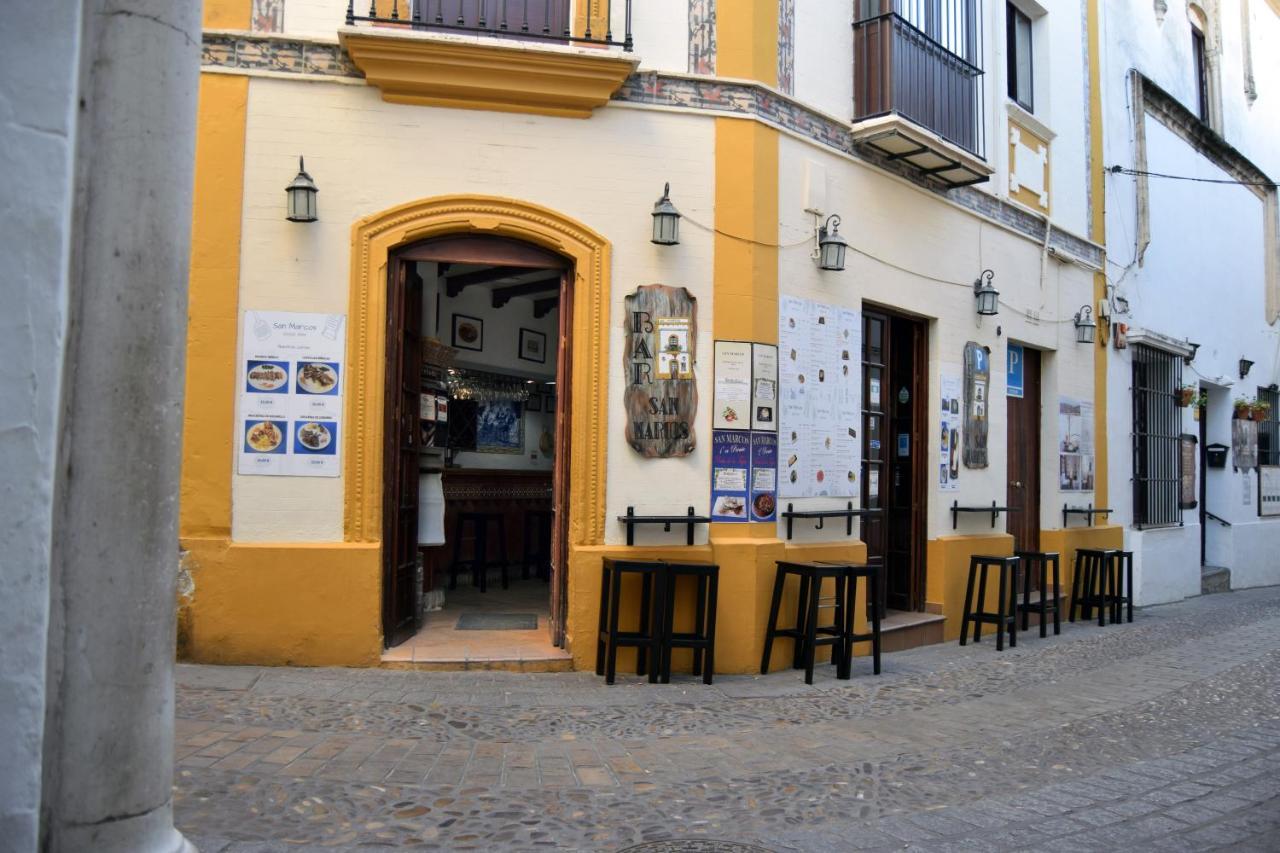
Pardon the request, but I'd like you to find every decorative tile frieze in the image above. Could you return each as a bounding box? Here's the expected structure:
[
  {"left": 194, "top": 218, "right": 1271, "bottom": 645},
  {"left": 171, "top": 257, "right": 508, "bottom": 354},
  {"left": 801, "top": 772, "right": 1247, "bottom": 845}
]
[
  {"left": 202, "top": 32, "right": 362, "bottom": 78},
  {"left": 777, "top": 0, "right": 794, "bottom": 94},
  {"left": 252, "top": 0, "right": 284, "bottom": 33},
  {"left": 688, "top": 0, "right": 716, "bottom": 74}
]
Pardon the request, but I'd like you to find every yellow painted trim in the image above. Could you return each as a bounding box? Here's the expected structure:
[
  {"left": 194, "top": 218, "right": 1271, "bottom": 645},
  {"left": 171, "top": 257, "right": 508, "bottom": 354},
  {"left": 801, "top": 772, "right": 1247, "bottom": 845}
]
[
  {"left": 1008, "top": 119, "right": 1051, "bottom": 214},
  {"left": 181, "top": 74, "right": 247, "bottom": 540},
  {"left": 339, "top": 29, "right": 638, "bottom": 118},
  {"left": 714, "top": 118, "right": 780, "bottom": 342},
  {"left": 925, "top": 533, "right": 1013, "bottom": 642},
  {"left": 1267, "top": 0, "right": 1280, "bottom": 17},
  {"left": 203, "top": 0, "right": 249, "bottom": 29},
  {"left": 572, "top": 2, "right": 610, "bottom": 42},
  {"left": 1087, "top": 0, "right": 1109, "bottom": 507},
  {"left": 717, "top": 0, "right": 778, "bottom": 87}
]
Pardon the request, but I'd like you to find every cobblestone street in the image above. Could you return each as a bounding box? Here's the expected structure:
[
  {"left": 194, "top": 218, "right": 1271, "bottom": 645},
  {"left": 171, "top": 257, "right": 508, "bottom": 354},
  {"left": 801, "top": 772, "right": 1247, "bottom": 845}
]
[{"left": 175, "top": 587, "right": 1280, "bottom": 852}]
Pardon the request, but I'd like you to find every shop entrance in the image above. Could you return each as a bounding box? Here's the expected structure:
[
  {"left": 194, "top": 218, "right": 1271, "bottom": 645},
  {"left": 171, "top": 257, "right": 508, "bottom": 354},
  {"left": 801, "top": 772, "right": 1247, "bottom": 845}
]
[
  {"left": 1006, "top": 346, "right": 1042, "bottom": 554},
  {"left": 861, "top": 308, "right": 928, "bottom": 613},
  {"left": 381, "top": 235, "right": 572, "bottom": 666}
]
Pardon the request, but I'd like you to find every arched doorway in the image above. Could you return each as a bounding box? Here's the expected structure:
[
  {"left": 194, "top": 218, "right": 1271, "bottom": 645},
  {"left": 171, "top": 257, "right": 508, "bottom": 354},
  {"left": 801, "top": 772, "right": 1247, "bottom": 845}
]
[{"left": 343, "top": 196, "right": 612, "bottom": 664}]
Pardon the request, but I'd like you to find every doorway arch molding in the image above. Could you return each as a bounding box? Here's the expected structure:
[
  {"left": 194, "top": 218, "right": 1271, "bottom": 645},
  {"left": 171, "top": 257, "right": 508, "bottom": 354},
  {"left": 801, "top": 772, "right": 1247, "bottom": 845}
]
[{"left": 344, "top": 195, "right": 611, "bottom": 547}]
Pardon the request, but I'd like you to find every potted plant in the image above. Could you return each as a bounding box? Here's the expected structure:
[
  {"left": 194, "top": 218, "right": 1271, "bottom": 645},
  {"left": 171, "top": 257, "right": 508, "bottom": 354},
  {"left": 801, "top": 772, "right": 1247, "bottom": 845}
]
[
  {"left": 1234, "top": 396, "right": 1254, "bottom": 419},
  {"left": 1251, "top": 398, "right": 1272, "bottom": 422},
  {"left": 1175, "top": 385, "right": 1197, "bottom": 407},
  {"left": 1190, "top": 389, "right": 1209, "bottom": 419}
]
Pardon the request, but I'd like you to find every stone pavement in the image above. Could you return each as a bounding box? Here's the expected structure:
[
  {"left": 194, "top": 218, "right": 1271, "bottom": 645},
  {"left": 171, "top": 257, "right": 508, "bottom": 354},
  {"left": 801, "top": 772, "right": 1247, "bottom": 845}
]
[{"left": 174, "top": 587, "right": 1280, "bottom": 852}]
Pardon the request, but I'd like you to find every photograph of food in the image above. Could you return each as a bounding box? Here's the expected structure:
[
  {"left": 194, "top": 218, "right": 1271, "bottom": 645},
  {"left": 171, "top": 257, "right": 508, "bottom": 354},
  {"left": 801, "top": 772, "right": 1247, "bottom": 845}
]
[
  {"left": 816, "top": 469, "right": 825, "bottom": 483},
  {"left": 722, "top": 406, "right": 739, "bottom": 422},
  {"left": 752, "top": 492, "right": 775, "bottom": 518},
  {"left": 246, "top": 361, "right": 288, "bottom": 392},
  {"left": 847, "top": 470, "right": 856, "bottom": 482},
  {"left": 297, "top": 421, "right": 331, "bottom": 451},
  {"left": 297, "top": 362, "right": 338, "bottom": 394},
  {"left": 787, "top": 454, "right": 798, "bottom": 467},
  {"left": 790, "top": 470, "right": 798, "bottom": 483},
  {"left": 713, "top": 495, "right": 746, "bottom": 517},
  {"left": 245, "top": 420, "right": 283, "bottom": 452}
]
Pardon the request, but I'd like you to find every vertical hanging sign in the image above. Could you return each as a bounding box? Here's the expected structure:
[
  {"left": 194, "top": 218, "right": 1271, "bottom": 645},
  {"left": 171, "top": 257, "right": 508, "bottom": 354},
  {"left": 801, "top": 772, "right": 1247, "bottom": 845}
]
[
  {"left": 623, "top": 285, "right": 698, "bottom": 457},
  {"left": 963, "top": 341, "right": 990, "bottom": 468},
  {"left": 1007, "top": 344, "right": 1024, "bottom": 398},
  {"left": 710, "top": 430, "right": 751, "bottom": 521},
  {"left": 712, "top": 341, "right": 780, "bottom": 522}
]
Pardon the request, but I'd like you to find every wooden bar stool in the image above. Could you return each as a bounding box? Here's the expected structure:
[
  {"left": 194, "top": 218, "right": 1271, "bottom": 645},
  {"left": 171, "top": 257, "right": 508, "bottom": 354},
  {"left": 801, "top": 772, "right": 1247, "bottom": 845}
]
[
  {"left": 521, "top": 507, "right": 554, "bottom": 581},
  {"left": 658, "top": 560, "right": 719, "bottom": 685},
  {"left": 761, "top": 561, "right": 850, "bottom": 684},
  {"left": 959, "top": 555, "right": 1020, "bottom": 651},
  {"left": 820, "top": 561, "right": 882, "bottom": 676},
  {"left": 448, "top": 512, "right": 510, "bottom": 592},
  {"left": 1015, "top": 551, "right": 1062, "bottom": 638},
  {"left": 1070, "top": 548, "right": 1118, "bottom": 626},
  {"left": 596, "top": 558, "right": 666, "bottom": 685},
  {"left": 1112, "top": 550, "right": 1134, "bottom": 624}
]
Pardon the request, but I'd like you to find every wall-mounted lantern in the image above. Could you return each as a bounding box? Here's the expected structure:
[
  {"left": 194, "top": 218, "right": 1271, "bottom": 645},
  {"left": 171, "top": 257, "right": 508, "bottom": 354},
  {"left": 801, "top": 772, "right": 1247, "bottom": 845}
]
[
  {"left": 817, "top": 215, "right": 848, "bottom": 271},
  {"left": 1073, "top": 305, "right": 1097, "bottom": 344},
  {"left": 1239, "top": 358, "right": 1255, "bottom": 379},
  {"left": 973, "top": 269, "right": 999, "bottom": 316},
  {"left": 1185, "top": 340, "right": 1201, "bottom": 363},
  {"left": 285, "top": 157, "right": 318, "bottom": 222},
  {"left": 651, "top": 183, "right": 681, "bottom": 245}
]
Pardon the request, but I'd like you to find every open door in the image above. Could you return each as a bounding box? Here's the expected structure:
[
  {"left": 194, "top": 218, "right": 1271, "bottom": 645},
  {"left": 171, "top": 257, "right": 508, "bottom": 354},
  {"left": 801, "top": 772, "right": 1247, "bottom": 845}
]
[
  {"left": 1006, "top": 347, "right": 1041, "bottom": 555},
  {"left": 382, "top": 259, "right": 423, "bottom": 647},
  {"left": 549, "top": 268, "right": 573, "bottom": 647}
]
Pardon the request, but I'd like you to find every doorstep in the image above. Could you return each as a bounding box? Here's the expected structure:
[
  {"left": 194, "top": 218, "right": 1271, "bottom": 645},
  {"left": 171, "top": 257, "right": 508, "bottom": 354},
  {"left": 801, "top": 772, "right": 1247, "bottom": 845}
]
[{"left": 878, "top": 609, "right": 946, "bottom": 653}]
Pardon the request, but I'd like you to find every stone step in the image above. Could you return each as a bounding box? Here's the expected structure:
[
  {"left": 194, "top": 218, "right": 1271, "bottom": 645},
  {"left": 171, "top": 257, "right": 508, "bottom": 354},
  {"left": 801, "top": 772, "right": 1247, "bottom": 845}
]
[{"left": 1202, "top": 565, "right": 1232, "bottom": 595}]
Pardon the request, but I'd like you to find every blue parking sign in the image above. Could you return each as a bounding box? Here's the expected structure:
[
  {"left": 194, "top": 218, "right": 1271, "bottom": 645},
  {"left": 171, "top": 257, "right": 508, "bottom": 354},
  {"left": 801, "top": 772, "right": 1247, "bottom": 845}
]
[{"left": 1007, "top": 344, "right": 1024, "bottom": 399}]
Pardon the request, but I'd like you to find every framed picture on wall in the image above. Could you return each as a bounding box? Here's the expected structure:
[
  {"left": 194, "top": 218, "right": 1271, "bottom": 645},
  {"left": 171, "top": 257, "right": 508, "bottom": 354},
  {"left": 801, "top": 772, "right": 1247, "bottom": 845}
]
[
  {"left": 526, "top": 394, "right": 541, "bottom": 413},
  {"left": 452, "top": 314, "right": 483, "bottom": 352},
  {"left": 519, "top": 328, "right": 547, "bottom": 363}
]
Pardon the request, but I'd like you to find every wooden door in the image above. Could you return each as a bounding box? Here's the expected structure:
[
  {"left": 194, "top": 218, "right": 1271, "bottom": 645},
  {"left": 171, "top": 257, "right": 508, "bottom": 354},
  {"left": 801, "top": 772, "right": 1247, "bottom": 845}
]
[
  {"left": 549, "top": 269, "right": 573, "bottom": 646},
  {"left": 1005, "top": 347, "right": 1041, "bottom": 554},
  {"left": 382, "top": 259, "right": 424, "bottom": 648},
  {"left": 885, "top": 315, "right": 926, "bottom": 611},
  {"left": 861, "top": 311, "right": 889, "bottom": 614}
]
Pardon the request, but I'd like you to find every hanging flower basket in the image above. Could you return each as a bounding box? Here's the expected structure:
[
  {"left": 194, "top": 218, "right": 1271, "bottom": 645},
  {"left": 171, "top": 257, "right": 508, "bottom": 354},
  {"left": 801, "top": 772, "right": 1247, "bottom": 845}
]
[
  {"left": 1250, "top": 401, "right": 1272, "bottom": 422},
  {"left": 1234, "top": 398, "right": 1253, "bottom": 419},
  {"left": 1175, "top": 386, "right": 1196, "bottom": 407}
]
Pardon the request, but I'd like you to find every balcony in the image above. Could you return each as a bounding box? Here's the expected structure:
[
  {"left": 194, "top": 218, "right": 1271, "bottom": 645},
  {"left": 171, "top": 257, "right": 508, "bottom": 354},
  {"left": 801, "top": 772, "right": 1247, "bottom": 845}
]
[
  {"left": 852, "top": 3, "right": 992, "bottom": 187},
  {"left": 340, "top": 1, "right": 637, "bottom": 118}
]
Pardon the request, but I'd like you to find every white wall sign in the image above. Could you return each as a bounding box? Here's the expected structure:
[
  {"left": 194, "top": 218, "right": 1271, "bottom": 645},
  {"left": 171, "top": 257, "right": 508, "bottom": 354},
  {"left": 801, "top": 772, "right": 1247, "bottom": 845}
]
[
  {"left": 237, "top": 310, "right": 346, "bottom": 477},
  {"left": 712, "top": 341, "right": 752, "bottom": 429},
  {"left": 1260, "top": 466, "right": 1280, "bottom": 516}
]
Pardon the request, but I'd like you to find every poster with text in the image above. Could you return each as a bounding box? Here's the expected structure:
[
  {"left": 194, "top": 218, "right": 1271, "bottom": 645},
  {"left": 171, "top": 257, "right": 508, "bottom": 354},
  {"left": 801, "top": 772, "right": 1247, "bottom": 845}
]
[
  {"left": 710, "top": 429, "right": 752, "bottom": 521},
  {"left": 750, "top": 432, "right": 778, "bottom": 521},
  {"left": 713, "top": 341, "right": 752, "bottom": 429},
  {"left": 751, "top": 343, "right": 778, "bottom": 431},
  {"left": 1057, "top": 397, "right": 1095, "bottom": 491},
  {"left": 939, "top": 370, "right": 962, "bottom": 491},
  {"left": 778, "top": 297, "right": 860, "bottom": 497},
  {"left": 238, "top": 310, "right": 346, "bottom": 477}
]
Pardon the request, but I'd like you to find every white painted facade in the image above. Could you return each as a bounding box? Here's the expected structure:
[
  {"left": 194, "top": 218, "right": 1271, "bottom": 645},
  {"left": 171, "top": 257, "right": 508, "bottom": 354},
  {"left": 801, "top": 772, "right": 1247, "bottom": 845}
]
[{"left": 1099, "top": 0, "right": 1280, "bottom": 603}]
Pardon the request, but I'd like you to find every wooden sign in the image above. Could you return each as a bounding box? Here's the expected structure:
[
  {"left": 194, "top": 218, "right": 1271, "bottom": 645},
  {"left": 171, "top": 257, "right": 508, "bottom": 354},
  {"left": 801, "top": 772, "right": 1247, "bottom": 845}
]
[
  {"left": 1179, "top": 433, "right": 1198, "bottom": 509},
  {"left": 623, "top": 284, "right": 698, "bottom": 457},
  {"left": 963, "top": 341, "right": 990, "bottom": 468}
]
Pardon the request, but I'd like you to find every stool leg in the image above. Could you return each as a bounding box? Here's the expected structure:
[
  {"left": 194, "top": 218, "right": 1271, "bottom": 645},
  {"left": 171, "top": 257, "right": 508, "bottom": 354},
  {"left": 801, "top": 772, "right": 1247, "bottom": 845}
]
[
  {"left": 596, "top": 564, "right": 610, "bottom": 677},
  {"left": 605, "top": 566, "right": 623, "bottom": 685},
  {"left": 703, "top": 572, "right": 718, "bottom": 685},
  {"left": 1022, "top": 558, "right": 1032, "bottom": 632},
  {"left": 661, "top": 570, "right": 675, "bottom": 684},
  {"left": 1126, "top": 555, "right": 1134, "bottom": 623},
  {"left": 835, "top": 574, "right": 850, "bottom": 680},
  {"left": 793, "top": 573, "right": 812, "bottom": 670},
  {"left": 652, "top": 569, "right": 668, "bottom": 685},
  {"left": 1096, "top": 558, "right": 1107, "bottom": 627},
  {"left": 1052, "top": 556, "right": 1062, "bottom": 635},
  {"left": 1069, "top": 552, "right": 1083, "bottom": 622},
  {"left": 871, "top": 571, "right": 882, "bottom": 675},
  {"left": 803, "top": 579, "right": 820, "bottom": 685},
  {"left": 1007, "top": 563, "right": 1018, "bottom": 649},
  {"left": 637, "top": 572, "right": 652, "bottom": 678},
  {"left": 692, "top": 573, "right": 707, "bottom": 677},
  {"left": 1081, "top": 555, "right": 1094, "bottom": 621},
  {"left": 960, "top": 559, "right": 977, "bottom": 647},
  {"left": 448, "top": 516, "right": 465, "bottom": 590},
  {"left": 995, "top": 563, "right": 1007, "bottom": 652},
  {"left": 1038, "top": 559, "right": 1048, "bottom": 639},
  {"left": 974, "top": 563, "right": 990, "bottom": 644},
  {"left": 761, "top": 567, "right": 786, "bottom": 674}
]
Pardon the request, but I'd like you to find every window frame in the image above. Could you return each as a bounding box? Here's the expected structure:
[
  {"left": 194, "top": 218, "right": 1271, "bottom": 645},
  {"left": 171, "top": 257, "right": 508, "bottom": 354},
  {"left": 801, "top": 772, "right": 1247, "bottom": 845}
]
[
  {"left": 1258, "top": 386, "right": 1280, "bottom": 467},
  {"left": 1191, "top": 23, "right": 1210, "bottom": 123},
  {"left": 1006, "top": 2, "right": 1034, "bottom": 113},
  {"left": 1131, "top": 344, "right": 1184, "bottom": 529}
]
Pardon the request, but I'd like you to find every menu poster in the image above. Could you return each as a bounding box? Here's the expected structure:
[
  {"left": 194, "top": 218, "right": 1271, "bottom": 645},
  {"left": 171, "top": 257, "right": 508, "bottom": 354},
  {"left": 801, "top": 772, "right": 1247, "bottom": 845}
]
[
  {"left": 238, "top": 310, "right": 346, "bottom": 477},
  {"left": 713, "top": 341, "right": 752, "bottom": 429},
  {"left": 750, "top": 432, "right": 779, "bottom": 521},
  {"left": 1058, "top": 397, "right": 1096, "bottom": 491},
  {"left": 1259, "top": 466, "right": 1280, "bottom": 516},
  {"left": 751, "top": 344, "right": 778, "bottom": 431},
  {"left": 939, "top": 370, "right": 962, "bottom": 491},
  {"left": 710, "top": 429, "right": 751, "bottom": 522},
  {"left": 778, "top": 297, "right": 861, "bottom": 498},
  {"left": 962, "top": 342, "right": 990, "bottom": 469}
]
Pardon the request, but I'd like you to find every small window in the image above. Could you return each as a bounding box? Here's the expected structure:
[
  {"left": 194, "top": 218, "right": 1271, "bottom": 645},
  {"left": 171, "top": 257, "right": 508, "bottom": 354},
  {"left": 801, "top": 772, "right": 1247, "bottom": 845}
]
[
  {"left": 1132, "top": 344, "right": 1183, "bottom": 528},
  {"left": 1258, "top": 387, "right": 1279, "bottom": 467},
  {"left": 1006, "top": 3, "right": 1034, "bottom": 112},
  {"left": 1191, "top": 24, "right": 1209, "bottom": 123}
]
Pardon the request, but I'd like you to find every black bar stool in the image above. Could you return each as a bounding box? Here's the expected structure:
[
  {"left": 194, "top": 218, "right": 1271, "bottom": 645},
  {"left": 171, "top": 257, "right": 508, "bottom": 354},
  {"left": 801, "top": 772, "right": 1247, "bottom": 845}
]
[
  {"left": 761, "top": 561, "right": 850, "bottom": 684},
  {"left": 448, "top": 512, "right": 510, "bottom": 592},
  {"left": 820, "top": 561, "right": 882, "bottom": 675},
  {"left": 1015, "top": 550, "right": 1061, "bottom": 638},
  {"left": 1070, "top": 548, "right": 1118, "bottom": 626},
  {"left": 521, "top": 507, "right": 554, "bottom": 581},
  {"left": 959, "top": 555, "right": 1020, "bottom": 650},
  {"left": 596, "top": 558, "right": 666, "bottom": 685},
  {"left": 1112, "top": 550, "right": 1134, "bottom": 624},
  {"left": 658, "top": 561, "right": 719, "bottom": 685}
]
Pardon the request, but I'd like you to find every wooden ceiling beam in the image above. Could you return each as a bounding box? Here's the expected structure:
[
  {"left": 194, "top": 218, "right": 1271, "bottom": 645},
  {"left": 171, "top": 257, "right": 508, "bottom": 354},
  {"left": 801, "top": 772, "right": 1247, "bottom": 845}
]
[{"left": 492, "top": 275, "right": 562, "bottom": 308}]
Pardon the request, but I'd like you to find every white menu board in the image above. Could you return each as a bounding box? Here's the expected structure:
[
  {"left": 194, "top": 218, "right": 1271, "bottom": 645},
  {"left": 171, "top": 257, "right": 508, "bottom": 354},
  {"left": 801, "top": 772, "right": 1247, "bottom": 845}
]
[
  {"left": 713, "top": 341, "right": 752, "bottom": 429},
  {"left": 237, "top": 310, "right": 346, "bottom": 477},
  {"left": 778, "top": 297, "right": 861, "bottom": 498}
]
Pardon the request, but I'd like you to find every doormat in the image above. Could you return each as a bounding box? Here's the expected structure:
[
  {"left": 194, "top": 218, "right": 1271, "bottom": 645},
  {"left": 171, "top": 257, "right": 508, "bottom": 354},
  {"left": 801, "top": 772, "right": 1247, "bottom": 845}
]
[{"left": 455, "top": 613, "right": 537, "bottom": 631}]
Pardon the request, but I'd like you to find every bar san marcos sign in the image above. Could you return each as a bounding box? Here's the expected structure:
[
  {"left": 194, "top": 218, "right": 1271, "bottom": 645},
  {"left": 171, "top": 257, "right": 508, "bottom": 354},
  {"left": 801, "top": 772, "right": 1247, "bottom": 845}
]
[{"left": 623, "top": 284, "right": 698, "bottom": 457}]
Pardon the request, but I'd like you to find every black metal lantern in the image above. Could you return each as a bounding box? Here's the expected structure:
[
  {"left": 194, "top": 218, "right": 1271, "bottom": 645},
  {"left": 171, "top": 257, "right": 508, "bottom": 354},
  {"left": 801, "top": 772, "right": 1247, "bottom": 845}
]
[
  {"left": 1240, "top": 358, "right": 1255, "bottom": 379},
  {"left": 1074, "top": 305, "right": 1097, "bottom": 344},
  {"left": 286, "top": 157, "right": 318, "bottom": 223},
  {"left": 973, "top": 269, "right": 999, "bottom": 316},
  {"left": 1185, "top": 341, "right": 1200, "bottom": 363},
  {"left": 818, "top": 214, "right": 848, "bottom": 271},
  {"left": 651, "top": 182, "right": 681, "bottom": 245}
]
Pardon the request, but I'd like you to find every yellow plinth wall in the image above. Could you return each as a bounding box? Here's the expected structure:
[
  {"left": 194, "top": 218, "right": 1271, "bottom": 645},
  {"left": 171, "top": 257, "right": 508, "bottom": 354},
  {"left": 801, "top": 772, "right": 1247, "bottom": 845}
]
[{"left": 565, "top": 537, "right": 869, "bottom": 675}]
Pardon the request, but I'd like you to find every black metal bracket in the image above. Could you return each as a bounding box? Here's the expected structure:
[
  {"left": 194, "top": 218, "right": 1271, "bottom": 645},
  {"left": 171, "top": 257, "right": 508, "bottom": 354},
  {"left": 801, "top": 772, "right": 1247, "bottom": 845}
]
[
  {"left": 618, "top": 506, "right": 711, "bottom": 546},
  {"left": 1062, "top": 503, "right": 1114, "bottom": 528},
  {"left": 951, "top": 500, "right": 1014, "bottom": 530},
  {"left": 779, "top": 502, "right": 883, "bottom": 541}
]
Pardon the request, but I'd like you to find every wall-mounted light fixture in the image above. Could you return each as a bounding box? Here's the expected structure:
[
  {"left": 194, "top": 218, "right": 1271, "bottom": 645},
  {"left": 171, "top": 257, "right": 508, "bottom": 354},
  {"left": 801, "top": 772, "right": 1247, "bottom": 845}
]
[
  {"left": 1185, "top": 340, "right": 1201, "bottom": 363},
  {"left": 1239, "top": 358, "right": 1255, "bottom": 379},
  {"left": 973, "top": 269, "right": 999, "bottom": 316},
  {"left": 1073, "top": 305, "right": 1097, "bottom": 344},
  {"left": 285, "top": 157, "right": 318, "bottom": 223},
  {"left": 651, "top": 183, "right": 681, "bottom": 245},
  {"left": 817, "top": 215, "right": 848, "bottom": 271}
]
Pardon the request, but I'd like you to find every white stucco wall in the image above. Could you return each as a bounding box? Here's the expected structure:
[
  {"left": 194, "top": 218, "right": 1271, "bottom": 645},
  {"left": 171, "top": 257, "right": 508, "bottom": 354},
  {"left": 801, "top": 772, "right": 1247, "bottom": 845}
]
[
  {"left": 792, "top": 0, "right": 854, "bottom": 120},
  {"left": 233, "top": 78, "right": 714, "bottom": 542},
  {"left": 1101, "top": 0, "right": 1280, "bottom": 602},
  {"left": 0, "top": 6, "right": 81, "bottom": 849}
]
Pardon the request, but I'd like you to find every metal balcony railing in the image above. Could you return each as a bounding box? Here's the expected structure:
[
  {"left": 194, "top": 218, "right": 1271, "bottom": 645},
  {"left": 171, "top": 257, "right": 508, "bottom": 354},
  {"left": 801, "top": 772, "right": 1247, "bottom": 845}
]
[
  {"left": 346, "top": 0, "right": 633, "bottom": 51},
  {"left": 853, "top": 3, "right": 985, "bottom": 158}
]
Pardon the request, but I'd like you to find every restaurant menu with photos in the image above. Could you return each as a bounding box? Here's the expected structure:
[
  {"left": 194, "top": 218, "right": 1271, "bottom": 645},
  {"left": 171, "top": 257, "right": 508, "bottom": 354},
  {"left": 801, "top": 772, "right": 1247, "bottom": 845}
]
[
  {"left": 237, "top": 310, "right": 346, "bottom": 477},
  {"left": 711, "top": 341, "right": 780, "bottom": 522},
  {"left": 778, "top": 297, "right": 861, "bottom": 498}
]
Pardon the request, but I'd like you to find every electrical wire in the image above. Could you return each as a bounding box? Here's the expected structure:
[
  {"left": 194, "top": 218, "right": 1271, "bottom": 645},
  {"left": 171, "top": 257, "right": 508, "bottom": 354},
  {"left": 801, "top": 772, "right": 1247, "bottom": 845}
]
[{"left": 1108, "top": 165, "right": 1277, "bottom": 189}]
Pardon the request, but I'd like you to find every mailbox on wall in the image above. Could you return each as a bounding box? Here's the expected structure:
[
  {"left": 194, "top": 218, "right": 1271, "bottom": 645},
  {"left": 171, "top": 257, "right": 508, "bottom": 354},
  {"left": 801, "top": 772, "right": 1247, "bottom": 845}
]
[{"left": 1206, "top": 443, "right": 1229, "bottom": 469}]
